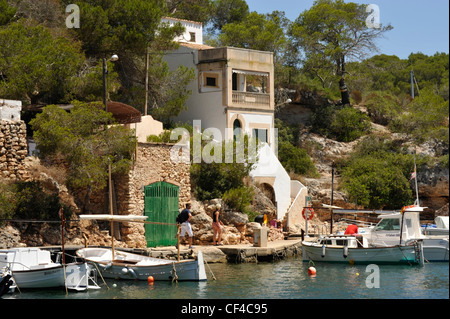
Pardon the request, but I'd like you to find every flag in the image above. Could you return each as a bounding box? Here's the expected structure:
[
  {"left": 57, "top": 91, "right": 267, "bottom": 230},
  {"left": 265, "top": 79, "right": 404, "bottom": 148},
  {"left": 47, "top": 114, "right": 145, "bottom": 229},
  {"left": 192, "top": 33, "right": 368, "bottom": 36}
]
[{"left": 409, "top": 171, "right": 416, "bottom": 181}]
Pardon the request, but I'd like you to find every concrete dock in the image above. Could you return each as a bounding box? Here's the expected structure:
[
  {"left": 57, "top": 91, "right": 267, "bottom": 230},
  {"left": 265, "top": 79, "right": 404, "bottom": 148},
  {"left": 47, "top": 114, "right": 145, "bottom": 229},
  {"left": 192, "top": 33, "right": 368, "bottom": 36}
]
[{"left": 41, "top": 239, "right": 303, "bottom": 264}]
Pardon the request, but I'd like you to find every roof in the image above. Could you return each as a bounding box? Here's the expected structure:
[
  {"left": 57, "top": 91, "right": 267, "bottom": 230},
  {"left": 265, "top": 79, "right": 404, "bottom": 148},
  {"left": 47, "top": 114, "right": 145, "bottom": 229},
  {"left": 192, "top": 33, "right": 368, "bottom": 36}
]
[
  {"left": 178, "top": 42, "right": 215, "bottom": 50},
  {"left": 23, "top": 102, "right": 142, "bottom": 124},
  {"left": 106, "top": 101, "right": 141, "bottom": 124},
  {"left": 161, "top": 16, "right": 202, "bottom": 26}
]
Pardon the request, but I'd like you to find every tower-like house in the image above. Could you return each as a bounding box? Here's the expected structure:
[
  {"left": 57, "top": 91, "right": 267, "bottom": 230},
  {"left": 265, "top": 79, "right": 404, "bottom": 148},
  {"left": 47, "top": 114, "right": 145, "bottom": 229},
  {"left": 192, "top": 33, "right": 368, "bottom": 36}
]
[{"left": 162, "top": 17, "right": 307, "bottom": 229}]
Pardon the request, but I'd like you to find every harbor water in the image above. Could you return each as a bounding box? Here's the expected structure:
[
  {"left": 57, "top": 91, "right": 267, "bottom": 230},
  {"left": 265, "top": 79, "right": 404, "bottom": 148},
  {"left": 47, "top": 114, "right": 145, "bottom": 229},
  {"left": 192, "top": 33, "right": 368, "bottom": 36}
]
[{"left": 3, "top": 257, "right": 448, "bottom": 300}]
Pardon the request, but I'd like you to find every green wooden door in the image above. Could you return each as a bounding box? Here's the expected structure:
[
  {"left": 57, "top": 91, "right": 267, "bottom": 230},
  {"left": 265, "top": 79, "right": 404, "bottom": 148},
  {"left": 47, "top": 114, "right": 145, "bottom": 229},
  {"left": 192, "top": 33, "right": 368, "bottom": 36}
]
[{"left": 144, "top": 182, "right": 179, "bottom": 247}]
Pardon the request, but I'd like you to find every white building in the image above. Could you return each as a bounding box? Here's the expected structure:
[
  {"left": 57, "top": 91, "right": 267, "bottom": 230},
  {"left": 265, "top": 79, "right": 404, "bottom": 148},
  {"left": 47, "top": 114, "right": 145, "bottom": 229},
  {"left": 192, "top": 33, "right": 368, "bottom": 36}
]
[
  {"left": 162, "top": 18, "right": 307, "bottom": 227},
  {"left": 0, "top": 99, "right": 22, "bottom": 122}
]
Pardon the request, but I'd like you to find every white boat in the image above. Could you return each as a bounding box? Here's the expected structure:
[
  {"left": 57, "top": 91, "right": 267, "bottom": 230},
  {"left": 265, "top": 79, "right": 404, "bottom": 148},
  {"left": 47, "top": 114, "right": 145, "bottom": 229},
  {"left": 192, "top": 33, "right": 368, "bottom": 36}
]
[
  {"left": 422, "top": 216, "right": 449, "bottom": 236},
  {"left": 0, "top": 247, "right": 100, "bottom": 291},
  {"left": 302, "top": 234, "right": 424, "bottom": 265},
  {"left": 76, "top": 247, "right": 207, "bottom": 281},
  {"left": 361, "top": 206, "right": 449, "bottom": 262},
  {"left": 76, "top": 214, "right": 207, "bottom": 281}
]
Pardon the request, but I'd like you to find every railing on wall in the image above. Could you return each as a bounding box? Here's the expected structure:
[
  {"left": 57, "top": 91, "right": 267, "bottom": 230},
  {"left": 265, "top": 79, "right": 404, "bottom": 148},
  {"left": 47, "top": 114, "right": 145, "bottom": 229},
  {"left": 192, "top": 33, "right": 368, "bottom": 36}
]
[{"left": 232, "top": 91, "right": 270, "bottom": 106}]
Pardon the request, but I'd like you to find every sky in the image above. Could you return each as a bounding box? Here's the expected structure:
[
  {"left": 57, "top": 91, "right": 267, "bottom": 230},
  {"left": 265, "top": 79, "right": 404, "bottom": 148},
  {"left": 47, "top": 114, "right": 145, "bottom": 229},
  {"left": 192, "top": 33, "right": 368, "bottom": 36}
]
[{"left": 245, "top": 0, "right": 449, "bottom": 59}]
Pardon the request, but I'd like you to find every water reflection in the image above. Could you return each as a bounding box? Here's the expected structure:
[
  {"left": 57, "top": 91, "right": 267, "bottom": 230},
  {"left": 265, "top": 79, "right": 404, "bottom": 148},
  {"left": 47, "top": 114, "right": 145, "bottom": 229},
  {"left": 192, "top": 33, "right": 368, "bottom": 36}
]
[{"left": 3, "top": 258, "right": 448, "bottom": 299}]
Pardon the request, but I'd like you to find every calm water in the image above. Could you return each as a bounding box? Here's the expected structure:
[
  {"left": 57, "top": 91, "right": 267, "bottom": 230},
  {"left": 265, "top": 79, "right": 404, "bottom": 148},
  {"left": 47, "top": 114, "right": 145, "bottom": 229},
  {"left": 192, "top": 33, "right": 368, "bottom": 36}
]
[{"left": 3, "top": 257, "right": 448, "bottom": 300}]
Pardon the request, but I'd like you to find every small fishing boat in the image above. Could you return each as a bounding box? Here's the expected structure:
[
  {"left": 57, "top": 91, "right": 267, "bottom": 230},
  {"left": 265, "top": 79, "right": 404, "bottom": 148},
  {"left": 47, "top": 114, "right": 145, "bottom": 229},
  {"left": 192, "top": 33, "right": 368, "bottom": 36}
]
[
  {"left": 362, "top": 206, "right": 449, "bottom": 262},
  {"left": 0, "top": 247, "right": 100, "bottom": 291},
  {"left": 302, "top": 234, "right": 424, "bottom": 265},
  {"left": 77, "top": 247, "right": 207, "bottom": 281},
  {"left": 76, "top": 214, "right": 207, "bottom": 281}
]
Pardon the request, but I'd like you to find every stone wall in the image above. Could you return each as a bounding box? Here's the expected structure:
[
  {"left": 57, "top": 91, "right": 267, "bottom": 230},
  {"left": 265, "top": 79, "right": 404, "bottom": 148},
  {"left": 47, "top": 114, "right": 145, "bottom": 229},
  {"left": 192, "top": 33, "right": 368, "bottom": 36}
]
[{"left": 0, "top": 120, "right": 28, "bottom": 180}]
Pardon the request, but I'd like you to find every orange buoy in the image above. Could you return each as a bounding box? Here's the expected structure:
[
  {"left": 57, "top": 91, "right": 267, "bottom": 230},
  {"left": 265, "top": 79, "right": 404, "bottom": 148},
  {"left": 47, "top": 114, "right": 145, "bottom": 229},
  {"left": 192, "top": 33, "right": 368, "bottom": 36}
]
[
  {"left": 307, "top": 266, "right": 316, "bottom": 276},
  {"left": 147, "top": 276, "right": 155, "bottom": 284}
]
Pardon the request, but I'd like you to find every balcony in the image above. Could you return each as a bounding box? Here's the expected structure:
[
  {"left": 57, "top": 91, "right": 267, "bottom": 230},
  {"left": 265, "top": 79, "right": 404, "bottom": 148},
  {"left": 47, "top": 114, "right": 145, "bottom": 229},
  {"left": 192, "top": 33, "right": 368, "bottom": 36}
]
[{"left": 232, "top": 91, "right": 270, "bottom": 107}]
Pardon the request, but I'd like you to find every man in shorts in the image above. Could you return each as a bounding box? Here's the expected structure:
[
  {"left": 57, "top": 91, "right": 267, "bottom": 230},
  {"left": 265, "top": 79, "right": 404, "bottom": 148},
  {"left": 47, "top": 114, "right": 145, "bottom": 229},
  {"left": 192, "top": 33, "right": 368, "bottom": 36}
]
[{"left": 178, "top": 203, "right": 194, "bottom": 249}]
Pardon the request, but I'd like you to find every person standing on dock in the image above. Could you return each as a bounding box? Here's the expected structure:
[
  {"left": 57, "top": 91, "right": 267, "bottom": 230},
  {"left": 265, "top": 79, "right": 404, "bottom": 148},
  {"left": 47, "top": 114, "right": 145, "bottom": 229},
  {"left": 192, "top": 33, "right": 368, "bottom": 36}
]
[
  {"left": 212, "top": 204, "right": 224, "bottom": 246},
  {"left": 178, "top": 203, "right": 194, "bottom": 249}
]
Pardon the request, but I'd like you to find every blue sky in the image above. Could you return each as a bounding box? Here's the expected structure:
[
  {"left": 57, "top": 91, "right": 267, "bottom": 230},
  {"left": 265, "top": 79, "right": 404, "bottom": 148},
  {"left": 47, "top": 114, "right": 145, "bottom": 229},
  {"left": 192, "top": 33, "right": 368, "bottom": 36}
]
[{"left": 245, "top": 0, "right": 449, "bottom": 59}]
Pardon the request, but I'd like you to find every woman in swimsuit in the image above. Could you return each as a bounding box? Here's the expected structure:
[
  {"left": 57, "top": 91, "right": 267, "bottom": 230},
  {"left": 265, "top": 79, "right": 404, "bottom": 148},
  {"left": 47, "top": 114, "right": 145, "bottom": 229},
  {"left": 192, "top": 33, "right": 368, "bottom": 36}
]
[{"left": 212, "top": 204, "right": 224, "bottom": 246}]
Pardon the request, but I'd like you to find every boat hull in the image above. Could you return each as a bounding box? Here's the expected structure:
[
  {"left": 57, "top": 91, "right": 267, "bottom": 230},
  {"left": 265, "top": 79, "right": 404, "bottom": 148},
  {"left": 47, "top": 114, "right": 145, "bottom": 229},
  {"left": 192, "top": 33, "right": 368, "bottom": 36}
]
[
  {"left": 302, "top": 242, "right": 420, "bottom": 264},
  {"left": 420, "top": 238, "right": 449, "bottom": 262},
  {"left": 11, "top": 263, "right": 94, "bottom": 290},
  {"left": 77, "top": 248, "right": 207, "bottom": 281}
]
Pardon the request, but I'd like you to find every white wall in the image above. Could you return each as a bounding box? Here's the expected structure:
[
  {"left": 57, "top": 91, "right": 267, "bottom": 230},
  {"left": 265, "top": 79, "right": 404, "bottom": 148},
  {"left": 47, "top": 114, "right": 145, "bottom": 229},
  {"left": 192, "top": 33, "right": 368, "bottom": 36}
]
[
  {"left": 133, "top": 115, "right": 164, "bottom": 143},
  {"left": 164, "top": 46, "right": 227, "bottom": 131},
  {"left": 161, "top": 17, "right": 203, "bottom": 45},
  {"left": 250, "top": 143, "right": 291, "bottom": 220},
  {"left": 0, "top": 99, "right": 22, "bottom": 122}
]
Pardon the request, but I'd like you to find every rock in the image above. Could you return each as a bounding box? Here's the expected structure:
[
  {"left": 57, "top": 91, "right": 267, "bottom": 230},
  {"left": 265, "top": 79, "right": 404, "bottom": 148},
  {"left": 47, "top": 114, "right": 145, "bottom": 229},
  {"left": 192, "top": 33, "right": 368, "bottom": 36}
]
[
  {"left": 221, "top": 211, "right": 248, "bottom": 227},
  {"left": 0, "top": 224, "right": 24, "bottom": 248},
  {"left": 198, "top": 247, "right": 227, "bottom": 263}
]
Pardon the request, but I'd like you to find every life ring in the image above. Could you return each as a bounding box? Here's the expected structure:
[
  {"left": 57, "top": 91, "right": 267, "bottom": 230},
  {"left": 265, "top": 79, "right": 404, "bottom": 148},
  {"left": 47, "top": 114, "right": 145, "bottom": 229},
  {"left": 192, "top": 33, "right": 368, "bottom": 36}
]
[
  {"left": 302, "top": 207, "right": 314, "bottom": 220},
  {"left": 401, "top": 205, "right": 416, "bottom": 213}
]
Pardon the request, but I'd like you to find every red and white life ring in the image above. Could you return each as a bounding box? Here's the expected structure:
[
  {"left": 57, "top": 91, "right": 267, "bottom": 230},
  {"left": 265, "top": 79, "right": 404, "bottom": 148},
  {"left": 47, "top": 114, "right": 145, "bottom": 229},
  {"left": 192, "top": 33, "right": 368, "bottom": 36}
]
[
  {"left": 302, "top": 207, "right": 315, "bottom": 220},
  {"left": 401, "top": 205, "right": 416, "bottom": 213}
]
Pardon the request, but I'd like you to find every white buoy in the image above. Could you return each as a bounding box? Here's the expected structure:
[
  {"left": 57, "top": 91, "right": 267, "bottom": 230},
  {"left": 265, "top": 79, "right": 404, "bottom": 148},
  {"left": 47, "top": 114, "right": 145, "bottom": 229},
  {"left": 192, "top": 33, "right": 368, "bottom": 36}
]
[{"left": 321, "top": 245, "right": 326, "bottom": 258}]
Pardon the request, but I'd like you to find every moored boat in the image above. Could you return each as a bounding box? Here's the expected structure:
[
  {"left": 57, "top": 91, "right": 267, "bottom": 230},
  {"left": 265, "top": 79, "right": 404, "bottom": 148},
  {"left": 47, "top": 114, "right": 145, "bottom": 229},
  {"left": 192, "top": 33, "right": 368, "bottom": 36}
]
[
  {"left": 302, "top": 234, "right": 424, "bottom": 265},
  {"left": 0, "top": 247, "right": 100, "bottom": 291},
  {"left": 361, "top": 206, "right": 449, "bottom": 262},
  {"left": 76, "top": 247, "right": 207, "bottom": 281}
]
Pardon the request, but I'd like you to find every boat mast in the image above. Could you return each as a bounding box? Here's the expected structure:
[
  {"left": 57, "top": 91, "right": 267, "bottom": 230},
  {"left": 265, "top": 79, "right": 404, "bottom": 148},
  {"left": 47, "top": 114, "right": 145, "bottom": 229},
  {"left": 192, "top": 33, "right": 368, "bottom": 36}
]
[
  {"left": 109, "top": 160, "right": 115, "bottom": 261},
  {"left": 413, "top": 153, "right": 420, "bottom": 206}
]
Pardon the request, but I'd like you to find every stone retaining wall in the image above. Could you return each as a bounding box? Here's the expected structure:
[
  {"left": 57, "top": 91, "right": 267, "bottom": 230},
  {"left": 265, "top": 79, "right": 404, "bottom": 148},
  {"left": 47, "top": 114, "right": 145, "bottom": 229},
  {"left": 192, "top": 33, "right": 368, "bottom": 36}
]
[{"left": 0, "top": 120, "right": 28, "bottom": 180}]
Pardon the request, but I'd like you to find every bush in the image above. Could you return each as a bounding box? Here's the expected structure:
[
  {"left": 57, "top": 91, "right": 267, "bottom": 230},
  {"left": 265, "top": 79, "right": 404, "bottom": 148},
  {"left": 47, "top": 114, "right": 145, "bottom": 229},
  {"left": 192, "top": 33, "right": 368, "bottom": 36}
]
[
  {"left": 223, "top": 186, "right": 254, "bottom": 215},
  {"left": 339, "top": 136, "right": 418, "bottom": 209},
  {"left": 330, "top": 107, "right": 371, "bottom": 142},
  {"left": 278, "top": 141, "right": 318, "bottom": 177},
  {"left": 0, "top": 181, "right": 70, "bottom": 222}
]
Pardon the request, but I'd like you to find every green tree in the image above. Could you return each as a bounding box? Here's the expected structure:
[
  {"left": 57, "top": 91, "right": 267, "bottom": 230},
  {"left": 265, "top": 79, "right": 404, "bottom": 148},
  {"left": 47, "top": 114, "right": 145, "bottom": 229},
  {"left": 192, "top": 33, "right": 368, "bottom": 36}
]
[
  {"left": 190, "top": 135, "right": 257, "bottom": 201},
  {"left": 339, "top": 136, "right": 416, "bottom": 209},
  {"left": 166, "top": 0, "right": 214, "bottom": 25},
  {"left": 289, "top": 0, "right": 392, "bottom": 88},
  {"left": 395, "top": 89, "right": 449, "bottom": 145},
  {"left": 209, "top": 0, "right": 249, "bottom": 33},
  {"left": 30, "top": 101, "right": 137, "bottom": 208},
  {"left": 0, "top": 0, "right": 16, "bottom": 26},
  {"left": 218, "top": 12, "right": 287, "bottom": 54},
  {"left": 0, "top": 21, "right": 85, "bottom": 104},
  {"left": 330, "top": 106, "right": 371, "bottom": 142}
]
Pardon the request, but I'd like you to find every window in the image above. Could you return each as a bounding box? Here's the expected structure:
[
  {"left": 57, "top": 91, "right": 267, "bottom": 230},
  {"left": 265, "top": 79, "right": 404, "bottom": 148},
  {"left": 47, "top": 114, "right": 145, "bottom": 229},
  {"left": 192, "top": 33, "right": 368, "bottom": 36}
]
[
  {"left": 189, "top": 32, "right": 196, "bottom": 43},
  {"left": 252, "top": 128, "right": 267, "bottom": 143},
  {"left": 233, "top": 119, "right": 242, "bottom": 140},
  {"left": 202, "top": 73, "right": 219, "bottom": 88},
  {"left": 206, "top": 77, "right": 217, "bottom": 87},
  {"left": 374, "top": 218, "right": 400, "bottom": 231}
]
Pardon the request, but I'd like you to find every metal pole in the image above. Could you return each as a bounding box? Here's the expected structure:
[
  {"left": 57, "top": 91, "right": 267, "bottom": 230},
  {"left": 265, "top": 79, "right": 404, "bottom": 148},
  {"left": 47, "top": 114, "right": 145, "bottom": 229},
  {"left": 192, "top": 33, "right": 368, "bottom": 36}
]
[
  {"left": 144, "top": 47, "right": 149, "bottom": 116},
  {"left": 109, "top": 161, "right": 115, "bottom": 261},
  {"left": 331, "top": 161, "right": 335, "bottom": 234},
  {"left": 103, "top": 58, "right": 108, "bottom": 111},
  {"left": 411, "top": 70, "right": 415, "bottom": 99},
  {"left": 305, "top": 196, "right": 309, "bottom": 237}
]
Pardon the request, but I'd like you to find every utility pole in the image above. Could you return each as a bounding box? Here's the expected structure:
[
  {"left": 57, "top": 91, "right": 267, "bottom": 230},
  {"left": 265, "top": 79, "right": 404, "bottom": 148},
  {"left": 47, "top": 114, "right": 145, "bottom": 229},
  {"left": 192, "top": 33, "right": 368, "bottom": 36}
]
[{"left": 144, "top": 47, "right": 150, "bottom": 116}]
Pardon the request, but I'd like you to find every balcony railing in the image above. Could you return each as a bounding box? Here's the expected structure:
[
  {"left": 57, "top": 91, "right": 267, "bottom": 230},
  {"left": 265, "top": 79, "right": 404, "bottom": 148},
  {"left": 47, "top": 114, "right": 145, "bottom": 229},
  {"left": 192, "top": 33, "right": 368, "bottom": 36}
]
[{"left": 232, "top": 91, "right": 270, "bottom": 107}]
